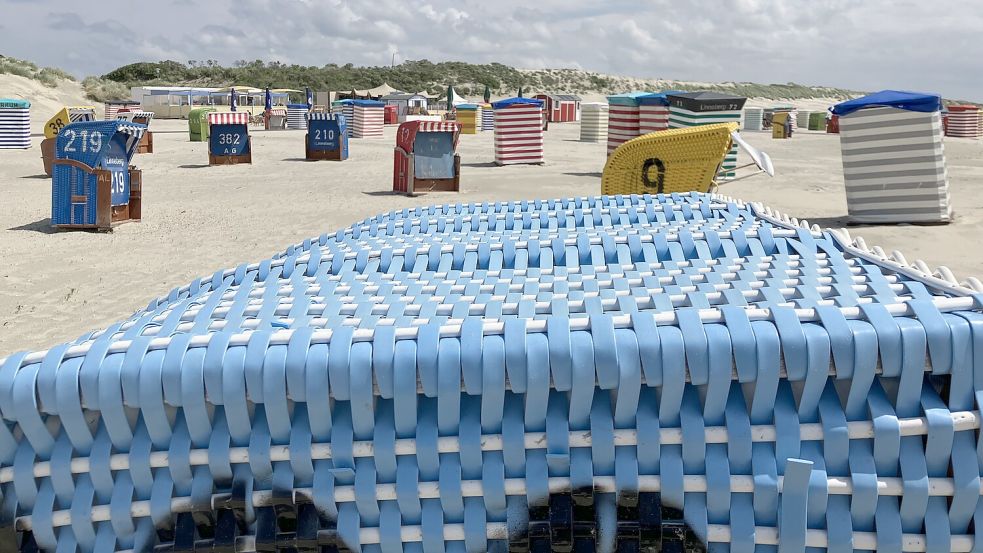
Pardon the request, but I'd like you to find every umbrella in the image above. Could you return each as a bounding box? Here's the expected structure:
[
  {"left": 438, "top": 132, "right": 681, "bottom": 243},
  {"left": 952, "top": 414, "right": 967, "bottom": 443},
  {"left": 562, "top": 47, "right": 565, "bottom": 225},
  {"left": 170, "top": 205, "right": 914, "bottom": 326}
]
[
  {"left": 518, "top": 86, "right": 523, "bottom": 98},
  {"left": 264, "top": 88, "right": 272, "bottom": 112},
  {"left": 306, "top": 87, "right": 313, "bottom": 110},
  {"left": 230, "top": 87, "right": 238, "bottom": 112},
  {"left": 483, "top": 85, "right": 491, "bottom": 103},
  {"left": 447, "top": 85, "right": 454, "bottom": 109}
]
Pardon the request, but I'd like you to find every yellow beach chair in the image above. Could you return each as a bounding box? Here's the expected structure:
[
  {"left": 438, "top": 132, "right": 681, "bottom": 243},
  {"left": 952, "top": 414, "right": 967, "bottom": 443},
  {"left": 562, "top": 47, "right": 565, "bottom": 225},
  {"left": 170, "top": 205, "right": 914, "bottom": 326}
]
[{"left": 601, "top": 122, "right": 773, "bottom": 195}]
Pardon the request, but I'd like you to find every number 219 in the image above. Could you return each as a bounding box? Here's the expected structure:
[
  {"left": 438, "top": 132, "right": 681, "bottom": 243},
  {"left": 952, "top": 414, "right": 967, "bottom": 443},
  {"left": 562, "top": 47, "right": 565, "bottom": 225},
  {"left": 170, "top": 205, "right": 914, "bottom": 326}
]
[{"left": 63, "top": 129, "right": 102, "bottom": 153}]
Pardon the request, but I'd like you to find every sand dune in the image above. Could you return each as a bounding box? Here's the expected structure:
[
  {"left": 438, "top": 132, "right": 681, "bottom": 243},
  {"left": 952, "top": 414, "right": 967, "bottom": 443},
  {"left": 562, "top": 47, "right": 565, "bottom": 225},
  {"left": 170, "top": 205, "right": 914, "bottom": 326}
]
[{"left": 0, "top": 73, "right": 91, "bottom": 122}]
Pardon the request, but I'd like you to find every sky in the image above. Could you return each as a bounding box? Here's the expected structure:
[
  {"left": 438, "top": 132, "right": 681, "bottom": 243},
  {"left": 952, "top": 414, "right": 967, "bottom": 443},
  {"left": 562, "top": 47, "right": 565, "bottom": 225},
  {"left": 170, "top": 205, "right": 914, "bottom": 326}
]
[{"left": 2, "top": 0, "right": 981, "bottom": 100}]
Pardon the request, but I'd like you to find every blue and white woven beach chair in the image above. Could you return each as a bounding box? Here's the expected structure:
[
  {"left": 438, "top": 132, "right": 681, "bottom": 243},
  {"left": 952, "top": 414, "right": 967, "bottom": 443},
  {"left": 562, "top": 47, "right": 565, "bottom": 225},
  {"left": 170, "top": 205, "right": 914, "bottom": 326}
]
[{"left": 2, "top": 193, "right": 982, "bottom": 552}]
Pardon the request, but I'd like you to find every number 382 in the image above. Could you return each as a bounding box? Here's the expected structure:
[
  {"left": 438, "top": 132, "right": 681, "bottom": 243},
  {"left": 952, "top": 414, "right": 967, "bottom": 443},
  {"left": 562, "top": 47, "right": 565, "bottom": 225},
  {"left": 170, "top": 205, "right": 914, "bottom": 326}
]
[{"left": 217, "top": 133, "right": 241, "bottom": 145}]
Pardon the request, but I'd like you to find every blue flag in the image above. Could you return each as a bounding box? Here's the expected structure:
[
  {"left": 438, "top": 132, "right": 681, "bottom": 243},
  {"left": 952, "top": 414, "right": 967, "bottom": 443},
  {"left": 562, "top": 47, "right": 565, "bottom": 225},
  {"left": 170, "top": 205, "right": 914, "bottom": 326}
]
[
  {"left": 306, "top": 87, "right": 313, "bottom": 110},
  {"left": 230, "top": 88, "right": 238, "bottom": 112},
  {"left": 265, "top": 88, "right": 272, "bottom": 111}
]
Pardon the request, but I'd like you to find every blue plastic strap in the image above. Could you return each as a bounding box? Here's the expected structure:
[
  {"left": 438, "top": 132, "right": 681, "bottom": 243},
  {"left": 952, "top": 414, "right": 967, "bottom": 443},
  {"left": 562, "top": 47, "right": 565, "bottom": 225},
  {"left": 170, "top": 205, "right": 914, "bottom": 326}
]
[
  {"left": 460, "top": 318, "right": 484, "bottom": 395},
  {"left": 437, "top": 337, "right": 462, "bottom": 436},
  {"left": 525, "top": 333, "right": 550, "bottom": 431},
  {"left": 349, "top": 341, "right": 375, "bottom": 439},
  {"left": 328, "top": 326, "right": 354, "bottom": 401},
  {"left": 503, "top": 318, "right": 528, "bottom": 393},
  {"left": 676, "top": 308, "right": 710, "bottom": 385},
  {"left": 658, "top": 325, "right": 686, "bottom": 425},
  {"left": 547, "top": 316, "right": 573, "bottom": 392},
  {"left": 778, "top": 458, "right": 812, "bottom": 553}
]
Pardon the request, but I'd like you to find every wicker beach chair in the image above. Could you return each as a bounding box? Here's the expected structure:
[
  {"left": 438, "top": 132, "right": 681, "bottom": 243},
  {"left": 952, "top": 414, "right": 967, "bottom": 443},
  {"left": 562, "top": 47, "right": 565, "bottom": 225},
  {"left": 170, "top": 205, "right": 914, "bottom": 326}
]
[{"left": 601, "top": 122, "right": 773, "bottom": 195}]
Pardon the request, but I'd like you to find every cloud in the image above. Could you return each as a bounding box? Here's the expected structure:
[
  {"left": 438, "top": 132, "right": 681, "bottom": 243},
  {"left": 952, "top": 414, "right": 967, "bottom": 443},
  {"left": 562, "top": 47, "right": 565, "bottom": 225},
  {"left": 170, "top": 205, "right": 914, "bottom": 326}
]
[{"left": 1, "top": 0, "right": 981, "bottom": 99}]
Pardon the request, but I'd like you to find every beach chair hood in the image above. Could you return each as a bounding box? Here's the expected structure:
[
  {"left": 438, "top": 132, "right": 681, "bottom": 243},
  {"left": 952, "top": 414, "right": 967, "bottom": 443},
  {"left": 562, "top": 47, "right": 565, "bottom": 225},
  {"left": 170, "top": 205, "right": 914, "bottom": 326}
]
[
  {"left": 55, "top": 120, "right": 147, "bottom": 165},
  {"left": 832, "top": 90, "right": 942, "bottom": 117}
]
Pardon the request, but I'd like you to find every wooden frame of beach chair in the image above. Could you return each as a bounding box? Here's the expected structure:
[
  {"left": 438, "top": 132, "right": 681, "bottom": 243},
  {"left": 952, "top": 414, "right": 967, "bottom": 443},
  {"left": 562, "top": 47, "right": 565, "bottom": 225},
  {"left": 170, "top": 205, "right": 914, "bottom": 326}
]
[
  {"left": 601, "top": 123, "right": 773, "bottom": 195},
  {"left": 40, "top": 137, "right": 56, "bottom": 176},
  {"left": 306, "top": 137, "right": 345, "bottom": 161},
  {"left": 51, "top": 159, "right": 142, "bottom": 230},
  {"left": 395, "top": 154, "right": 462, "bottom": 195}
]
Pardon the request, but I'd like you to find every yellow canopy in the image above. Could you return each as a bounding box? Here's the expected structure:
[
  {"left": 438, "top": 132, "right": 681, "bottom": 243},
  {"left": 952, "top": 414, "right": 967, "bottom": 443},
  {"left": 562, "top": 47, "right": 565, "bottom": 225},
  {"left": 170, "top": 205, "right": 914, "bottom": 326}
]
[
  {"left": 213, "top": 86, "right": 263, "bottom": 94},
  {"left": 44, "top": 106, "right": 96, "bottom": 139},
  {"left": 271, "top": 88, "right": 302, "bottom": 93}
]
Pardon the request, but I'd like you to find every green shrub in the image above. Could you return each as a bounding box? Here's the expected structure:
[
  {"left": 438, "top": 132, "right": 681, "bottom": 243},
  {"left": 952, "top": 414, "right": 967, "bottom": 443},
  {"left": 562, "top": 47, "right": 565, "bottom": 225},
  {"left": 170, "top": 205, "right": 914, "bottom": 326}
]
[
  {"left": 82, "top": 76, "right": 130, "bottom": 103},
  {"left": 0, "top": 55, "right": 76, "bottom": 85}
]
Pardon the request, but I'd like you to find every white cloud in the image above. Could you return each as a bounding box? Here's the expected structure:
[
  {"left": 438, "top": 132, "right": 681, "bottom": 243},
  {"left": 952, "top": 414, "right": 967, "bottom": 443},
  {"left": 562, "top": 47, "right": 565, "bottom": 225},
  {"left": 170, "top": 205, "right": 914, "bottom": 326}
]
[{"left": 0, "top": 0, "right": 980, "bottom": 99}]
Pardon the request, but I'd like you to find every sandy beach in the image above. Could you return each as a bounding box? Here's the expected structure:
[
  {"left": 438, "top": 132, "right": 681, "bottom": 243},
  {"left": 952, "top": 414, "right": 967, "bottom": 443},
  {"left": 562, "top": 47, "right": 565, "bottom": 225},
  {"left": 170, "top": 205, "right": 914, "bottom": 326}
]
[{"left": 1, "top": 117, "right": 981, "bottom": 356}]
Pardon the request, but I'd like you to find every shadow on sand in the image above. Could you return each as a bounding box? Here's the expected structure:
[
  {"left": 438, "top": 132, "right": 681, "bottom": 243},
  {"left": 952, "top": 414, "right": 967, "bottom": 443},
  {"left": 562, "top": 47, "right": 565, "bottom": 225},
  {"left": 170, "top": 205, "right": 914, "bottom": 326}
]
[{"left": 8, "top": 218, "right": 59, "bottom": 234}]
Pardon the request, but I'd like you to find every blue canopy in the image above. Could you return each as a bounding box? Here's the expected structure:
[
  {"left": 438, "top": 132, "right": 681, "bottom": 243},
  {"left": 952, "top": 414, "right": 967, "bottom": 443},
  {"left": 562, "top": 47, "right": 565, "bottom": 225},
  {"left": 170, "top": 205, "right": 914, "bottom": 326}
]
[
  {"left": 0, "top": 98, "right": 29, "bottom": 109},
  {"left": 637, "top": 92, "right": 669, "bottom": 106},
  {"left": 352, "top": 99, "right": 385, "bottom": 107},
  {"left": 287, "top": 103, "right": 309, "bottom": 109},
  {"left": 607, "top": 92, "right": 652, "bottom": 107},
  {"left": 55, "top": 120, "right": 147, "bottom": 166},
  {"left": 491, "top": 97, "right": 544, "bottom": 109},
  {"left": 832, "top": 90, "right": 942, "bottom": 116}
]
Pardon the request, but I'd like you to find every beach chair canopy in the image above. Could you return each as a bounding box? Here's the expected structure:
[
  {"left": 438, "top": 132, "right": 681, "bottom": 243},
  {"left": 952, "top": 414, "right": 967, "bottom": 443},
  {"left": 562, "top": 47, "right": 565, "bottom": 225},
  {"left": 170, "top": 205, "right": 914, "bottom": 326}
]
[
  {"left": 832, "top": 90, "right": 942, "bottom": 116},
  {"left": 207, "top": 112, "right": 251, "bottom": 126},
  {"left": 0, "top": 98, "right": 30, "bottom": 109},
  {"left": 602, "top": 122, "right": 773, "bottom": 195},
  {"left": 116, "top": 111, "right": 155, "bottom": 127},
  {"left": 665, "top": 92, "right": 747, "bottom": 112},
  {"left": 352, "top": 99, "right": 386, "bottom": 107},
  {"left": 55, "top": 120, "right": 146, "bottom": 165},
  {"left": 45, "top": 106, "right": 97, "bottom": 139},
  {"left": 491, "top": 97, "right": 544, "bottom": 109},
  {"left": 636, "top": 92, "right": 671, "bottom": 106},
  {"left": 606, "top": 92, "right": 651, "bottom": 107}
]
